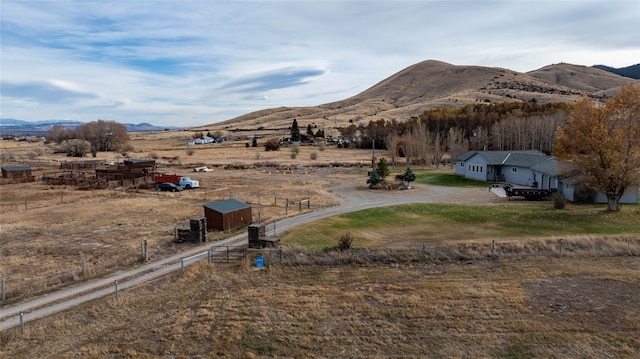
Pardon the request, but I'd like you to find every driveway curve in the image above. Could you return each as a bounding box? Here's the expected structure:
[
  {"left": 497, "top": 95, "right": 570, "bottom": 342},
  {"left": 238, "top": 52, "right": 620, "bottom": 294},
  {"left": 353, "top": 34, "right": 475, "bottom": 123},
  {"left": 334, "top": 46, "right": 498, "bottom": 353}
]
[{"left": 1, "top": 180, "right": 500, "bottom": 331}]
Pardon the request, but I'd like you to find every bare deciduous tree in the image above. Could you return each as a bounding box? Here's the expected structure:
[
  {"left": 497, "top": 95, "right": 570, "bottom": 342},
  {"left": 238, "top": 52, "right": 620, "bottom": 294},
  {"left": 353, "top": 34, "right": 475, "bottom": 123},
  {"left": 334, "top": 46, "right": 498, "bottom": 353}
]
[
  {"left": 385, "top": 129, "right": 399, "bottom": 167},
  {"left": 75, "top": 120, "right": 130, "bottom": 153}
]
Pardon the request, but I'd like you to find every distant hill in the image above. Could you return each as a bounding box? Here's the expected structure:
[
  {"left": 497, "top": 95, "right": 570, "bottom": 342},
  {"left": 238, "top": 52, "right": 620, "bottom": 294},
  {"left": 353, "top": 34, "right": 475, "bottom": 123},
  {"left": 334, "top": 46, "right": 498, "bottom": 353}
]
[
  {"left": 0, "top": 118, "right": 179, "bottom": 137},
  {"left": 593, "top": 64, "right": 640, "bottom": 79},
  {"left": 197, "top": 60, "right": 637, "bottom": 137}
]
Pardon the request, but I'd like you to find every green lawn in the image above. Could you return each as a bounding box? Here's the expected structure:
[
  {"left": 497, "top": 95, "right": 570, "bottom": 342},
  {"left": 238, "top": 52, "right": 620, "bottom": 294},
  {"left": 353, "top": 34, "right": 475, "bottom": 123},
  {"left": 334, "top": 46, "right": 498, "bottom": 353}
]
[
  {"left": 281, "top": 203, "right": 640, "bottom": 248},
  {"left": 413, "top": 169, "right": 488, "bottom": 187}
]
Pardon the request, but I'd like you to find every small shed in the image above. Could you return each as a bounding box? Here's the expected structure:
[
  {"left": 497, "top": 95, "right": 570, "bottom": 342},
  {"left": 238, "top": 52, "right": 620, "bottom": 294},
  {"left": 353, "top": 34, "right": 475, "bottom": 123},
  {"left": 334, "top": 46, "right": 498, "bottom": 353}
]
[
  {"left": 203, "top": 198, "right": 252, "bottom": 232},
  {"left": 2, "top": 165, "right": 33, "bottom": 179}
]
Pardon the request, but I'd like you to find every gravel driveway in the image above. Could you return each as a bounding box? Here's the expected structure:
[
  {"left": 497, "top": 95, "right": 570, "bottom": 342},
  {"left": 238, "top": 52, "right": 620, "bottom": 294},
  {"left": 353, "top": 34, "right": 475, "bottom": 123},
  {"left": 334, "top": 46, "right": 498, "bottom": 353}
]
[{"left": 0, "top": 179, "right": 503, "bottom": 331}]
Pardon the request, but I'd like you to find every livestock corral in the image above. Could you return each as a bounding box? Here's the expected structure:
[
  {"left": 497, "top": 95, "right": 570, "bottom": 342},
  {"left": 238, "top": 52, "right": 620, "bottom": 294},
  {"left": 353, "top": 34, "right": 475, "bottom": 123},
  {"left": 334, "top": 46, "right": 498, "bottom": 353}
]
[{"left": 0, "top": 132, "right": 372, "bottom": 301}]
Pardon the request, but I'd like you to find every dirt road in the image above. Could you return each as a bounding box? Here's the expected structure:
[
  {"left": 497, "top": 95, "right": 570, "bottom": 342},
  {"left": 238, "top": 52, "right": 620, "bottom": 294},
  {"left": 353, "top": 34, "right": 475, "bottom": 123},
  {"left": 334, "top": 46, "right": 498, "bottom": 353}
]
[{"left": 0, "top": 180, "right": 499, "bottom": 331}]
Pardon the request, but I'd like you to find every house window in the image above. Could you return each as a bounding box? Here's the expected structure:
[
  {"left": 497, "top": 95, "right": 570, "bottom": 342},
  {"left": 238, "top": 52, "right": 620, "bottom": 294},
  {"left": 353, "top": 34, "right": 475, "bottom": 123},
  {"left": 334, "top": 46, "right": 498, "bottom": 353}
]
[
  {"left": 512, "top": 167, "right": 518, "bottom": 173},
  {"left": 461, "top": 162, "right": 465, "bottom": 167},
  {"left": 488, "top": 167, "right": 493, "bottom": 174},
  {"left": 480, "top": 166, "right": 483, "bottom": 173}
]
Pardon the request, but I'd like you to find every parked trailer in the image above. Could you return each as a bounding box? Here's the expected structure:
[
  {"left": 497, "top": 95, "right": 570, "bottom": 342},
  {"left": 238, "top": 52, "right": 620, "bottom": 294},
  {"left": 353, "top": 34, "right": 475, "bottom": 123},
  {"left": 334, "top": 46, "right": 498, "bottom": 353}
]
[
  {"left": 154, "top": 174, "right": 199, "bottom": 189},
  {"left": 505, "top": 186, "right": 552, "bottom": 200}
]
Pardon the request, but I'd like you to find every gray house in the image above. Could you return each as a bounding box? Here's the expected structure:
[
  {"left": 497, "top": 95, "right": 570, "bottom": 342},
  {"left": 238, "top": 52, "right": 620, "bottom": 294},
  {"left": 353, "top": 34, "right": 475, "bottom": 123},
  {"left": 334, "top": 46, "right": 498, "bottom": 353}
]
[
  {"left": 454, "top": 150, "right": 638, "bottom": 204},
  {"left": 454, "top": 150, "right": 551, "bottom": 187}
]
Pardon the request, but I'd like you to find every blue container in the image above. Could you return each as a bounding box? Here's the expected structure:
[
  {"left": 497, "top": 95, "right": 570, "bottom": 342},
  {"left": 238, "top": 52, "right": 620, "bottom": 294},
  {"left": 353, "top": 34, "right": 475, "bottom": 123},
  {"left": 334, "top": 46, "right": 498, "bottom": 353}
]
[{"left": 255, "top": 255, "right": 264, "bottom": 268}]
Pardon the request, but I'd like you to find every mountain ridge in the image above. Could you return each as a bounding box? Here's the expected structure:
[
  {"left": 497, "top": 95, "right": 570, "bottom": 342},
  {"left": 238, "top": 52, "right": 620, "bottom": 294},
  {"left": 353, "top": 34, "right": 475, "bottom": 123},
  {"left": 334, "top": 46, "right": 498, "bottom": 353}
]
[
  {"left": 200, "top": 60, "right": 638, "bottom": 134},
  {"left": 0, "top": 118, "right": 180, "bottom": 136}
]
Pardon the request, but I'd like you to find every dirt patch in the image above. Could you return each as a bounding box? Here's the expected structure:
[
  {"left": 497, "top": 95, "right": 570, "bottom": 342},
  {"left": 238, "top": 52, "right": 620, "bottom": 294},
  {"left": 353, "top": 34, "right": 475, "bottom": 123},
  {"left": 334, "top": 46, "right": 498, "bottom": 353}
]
[{"left": 524, "top": 274, "right": 640, "bottom": 332}]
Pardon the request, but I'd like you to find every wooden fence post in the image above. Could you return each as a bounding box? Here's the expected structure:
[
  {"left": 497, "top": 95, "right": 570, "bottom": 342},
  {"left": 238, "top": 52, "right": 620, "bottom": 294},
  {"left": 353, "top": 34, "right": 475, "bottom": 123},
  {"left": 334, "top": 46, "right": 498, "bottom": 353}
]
[
  {"left": 558, "top": 238, "right": 563, "bottom": 257},
  {"left": 1, "top": 277, "right": 5, "bottom": 302},
  {"left": 114, "top": 280, "right": 119, "bottom": 301},
  {"left": 20, "top": 311, "right": 24, "bottom": 335}
]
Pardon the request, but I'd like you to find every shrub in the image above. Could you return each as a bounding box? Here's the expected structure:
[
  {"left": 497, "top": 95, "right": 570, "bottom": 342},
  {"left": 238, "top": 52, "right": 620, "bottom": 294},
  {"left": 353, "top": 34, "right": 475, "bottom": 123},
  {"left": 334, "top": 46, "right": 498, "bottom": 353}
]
[
  {"left": 58, "top": 139, "right": 91, "bottom": 157},
  {"left": 366, "top": 169, "right": 382, "bottom": 186},
  {"left": 120, "top": 144, "right": 134, "bottom": 153},
  {"left": 339, "top": 232, "right": 353, "bottom": 251},
  {"left": 0, "top": 150, "right": 16, "bottom": 162},
  {"left": 318, "top": 142, "right": 326, "bottom": 151},
  {"left": 26, "top": 150, "right": 39, "bottom": 160},
  {"left": 291, "top": 142, "right": 300, "bottom": 154},
  {"left": 186, "top": 146, "right": 195, "bottom": 156},
  {"left": 552, "top": 192, "right": 566, "bottom": 209},
  {"left": 310, "top": 151, "right": 317, "bottom": 160},
  {"left": 149, "top": 152, "right": 159, "bottom": 159},
  {"left": 264, "top": 138, "right": 280, "bottom": 151}
]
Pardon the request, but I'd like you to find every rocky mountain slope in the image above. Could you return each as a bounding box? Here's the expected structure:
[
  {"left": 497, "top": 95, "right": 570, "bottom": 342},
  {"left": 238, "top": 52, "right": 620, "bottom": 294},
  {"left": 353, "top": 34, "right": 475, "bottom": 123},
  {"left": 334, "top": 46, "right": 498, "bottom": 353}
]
[{"left": 201, "top": 60, "right": 637, "bottom": 136}]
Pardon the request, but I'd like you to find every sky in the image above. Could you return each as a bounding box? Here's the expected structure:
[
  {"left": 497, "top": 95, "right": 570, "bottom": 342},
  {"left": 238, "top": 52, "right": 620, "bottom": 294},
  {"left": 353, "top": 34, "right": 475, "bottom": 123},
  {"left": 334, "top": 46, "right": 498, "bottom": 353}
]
[{"left": 1, "top": 1, "right": 639, "bottom": 127}]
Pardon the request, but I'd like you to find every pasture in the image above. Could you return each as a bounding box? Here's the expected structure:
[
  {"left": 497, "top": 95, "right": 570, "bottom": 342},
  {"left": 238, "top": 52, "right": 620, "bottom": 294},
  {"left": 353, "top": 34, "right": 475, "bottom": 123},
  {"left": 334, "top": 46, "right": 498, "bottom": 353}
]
[{"left": 1, "top": 132, "right": 639, "bottom": 357}]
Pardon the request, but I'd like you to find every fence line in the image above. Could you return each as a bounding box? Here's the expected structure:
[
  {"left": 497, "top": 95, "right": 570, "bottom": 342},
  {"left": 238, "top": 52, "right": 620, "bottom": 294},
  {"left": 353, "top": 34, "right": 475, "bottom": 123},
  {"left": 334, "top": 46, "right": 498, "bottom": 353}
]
[
  {"left": 2, "top": 236, "right": 637, "bottom": 335},
  {"left": 2, "top": 237, "right": 637, "bottom": 305}
]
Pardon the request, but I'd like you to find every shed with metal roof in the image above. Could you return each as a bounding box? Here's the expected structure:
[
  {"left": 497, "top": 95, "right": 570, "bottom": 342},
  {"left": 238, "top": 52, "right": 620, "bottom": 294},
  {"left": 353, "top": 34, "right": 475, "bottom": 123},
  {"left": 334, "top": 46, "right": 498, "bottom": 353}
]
[
  {"left": 1, "top": 165, "right": 32, "bottom": 178},
  {"left": 203, "top": 198, "right": 252, "bottom": 232}
]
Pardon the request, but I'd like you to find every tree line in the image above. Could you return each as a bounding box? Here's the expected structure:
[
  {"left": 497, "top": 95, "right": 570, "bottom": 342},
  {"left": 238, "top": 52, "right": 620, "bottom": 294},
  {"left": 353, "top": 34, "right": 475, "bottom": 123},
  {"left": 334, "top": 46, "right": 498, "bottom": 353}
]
[
  {"left": 339, "top": 102, "right": 572, "bottom": 166},
  {"left": 46, "top": 120, "right": 130, "bottom": 157}
]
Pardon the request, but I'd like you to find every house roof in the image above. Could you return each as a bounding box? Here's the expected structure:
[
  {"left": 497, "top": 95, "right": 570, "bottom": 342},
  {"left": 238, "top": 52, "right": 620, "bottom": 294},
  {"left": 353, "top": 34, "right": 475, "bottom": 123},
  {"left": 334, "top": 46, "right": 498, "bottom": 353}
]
[
  {"left": 1, "top": 166, "right": 31, "bottom": 171},
  {"left": 452, "top": 151, "right": 478, "bottom": 162},
  {"left": 124, "top": 159, "right": 155, "bottom": 163},
  {"left": 203, "top": 198, "right": 250, "bottom": 214},
  {"left": 455, "top": 150, "right": 550, "bottom": 167}
]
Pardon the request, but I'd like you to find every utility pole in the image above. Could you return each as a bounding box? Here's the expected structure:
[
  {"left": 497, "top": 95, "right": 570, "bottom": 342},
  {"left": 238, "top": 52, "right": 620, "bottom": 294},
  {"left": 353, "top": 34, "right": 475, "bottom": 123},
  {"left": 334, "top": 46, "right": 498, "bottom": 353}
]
[{"left": 372, "top": 139, "right": 376, "bottom": 169}]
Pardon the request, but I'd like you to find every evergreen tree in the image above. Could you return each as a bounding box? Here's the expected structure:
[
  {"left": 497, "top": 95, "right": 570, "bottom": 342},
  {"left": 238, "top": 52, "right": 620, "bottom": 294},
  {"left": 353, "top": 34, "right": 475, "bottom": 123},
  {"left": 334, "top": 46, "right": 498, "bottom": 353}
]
[
  {"left": 376, "top": 158, "right": 390, "bottom": 179},
  {"left": 252, "top": 137, "right": 258, "bottom": 147},
  {"left": 291, "top": 119, "right": 301, "bottom": 142},
  {"left": 366, "top": 169, "right": 382, "bottom": 186},
  {"left": 403, "top": 167, "right": 416, "bottom": 185},
  {"left": 306, "top": 124, "right": 314, "bottom": 137}
]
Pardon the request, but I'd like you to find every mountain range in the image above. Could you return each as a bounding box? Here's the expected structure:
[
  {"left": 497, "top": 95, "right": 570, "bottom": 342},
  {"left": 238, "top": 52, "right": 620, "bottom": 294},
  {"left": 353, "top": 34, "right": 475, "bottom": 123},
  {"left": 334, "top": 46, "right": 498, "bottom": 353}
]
[
  {"left": 2, "top": 61, "right": 638, "bottom": 136},
  {"left": 200, "top": 61, "right": 639, "bottom": 134},
  {"left": 0, "top": 119, "right": 178, "bottom": 137}
]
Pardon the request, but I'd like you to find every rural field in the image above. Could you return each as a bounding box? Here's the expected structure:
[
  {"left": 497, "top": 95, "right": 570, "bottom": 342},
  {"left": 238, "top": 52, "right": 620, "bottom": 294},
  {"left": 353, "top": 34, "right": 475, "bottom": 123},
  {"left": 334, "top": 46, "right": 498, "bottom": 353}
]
[{"left": 1, "top": 131, "right": 639, "bottom": 358}]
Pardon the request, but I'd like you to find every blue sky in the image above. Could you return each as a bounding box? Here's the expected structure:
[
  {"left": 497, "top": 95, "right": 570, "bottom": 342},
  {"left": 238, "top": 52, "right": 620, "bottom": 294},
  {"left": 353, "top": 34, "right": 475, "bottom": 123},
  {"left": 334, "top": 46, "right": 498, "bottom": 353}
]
[{"left": 1, "top": 1, "right": 638, "bottom": 127}]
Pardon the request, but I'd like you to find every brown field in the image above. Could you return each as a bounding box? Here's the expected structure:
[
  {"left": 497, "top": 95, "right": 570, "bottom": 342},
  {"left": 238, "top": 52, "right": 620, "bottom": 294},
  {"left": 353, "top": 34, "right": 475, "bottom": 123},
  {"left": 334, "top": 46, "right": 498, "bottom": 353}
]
[
  {"left": 0, "top": 134, "right": 383, "bottom": 300},
  {"left": 1, "top": 254, "right": 639, "bottom": 358},
  {"left": 1, "top": 134, "right": 639, "bottom": 357}
]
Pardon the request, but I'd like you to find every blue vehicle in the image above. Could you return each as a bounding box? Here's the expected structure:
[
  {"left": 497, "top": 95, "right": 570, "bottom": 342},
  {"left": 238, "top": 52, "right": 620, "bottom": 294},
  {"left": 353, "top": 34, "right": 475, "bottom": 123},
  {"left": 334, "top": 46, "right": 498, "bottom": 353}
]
[{"left": 156, "top": 182, "right": 182, "bottom": 192}]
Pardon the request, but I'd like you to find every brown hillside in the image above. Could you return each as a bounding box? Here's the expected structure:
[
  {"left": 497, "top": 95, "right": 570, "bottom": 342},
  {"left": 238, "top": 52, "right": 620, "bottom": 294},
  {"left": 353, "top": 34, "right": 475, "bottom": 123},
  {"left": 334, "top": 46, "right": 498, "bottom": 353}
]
[
  {"left": 199, "top": 60, "right": 633, "bottom": 138},
  {"left": 527, "top": 63, "right": 634, "bottom": 92}
]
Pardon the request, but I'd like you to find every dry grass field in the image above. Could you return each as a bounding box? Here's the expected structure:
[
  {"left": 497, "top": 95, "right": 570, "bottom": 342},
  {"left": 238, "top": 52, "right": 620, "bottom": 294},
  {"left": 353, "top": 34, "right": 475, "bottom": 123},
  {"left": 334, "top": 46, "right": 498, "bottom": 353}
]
[
  {"left": 1, "top": 254, "right": 638, "bottom": 358},
  {"left": 1, "top": 133, "right": 639, "bottom": 357},
  {"left": 0, "top": 134, "right": 382, "bottom": 301}
]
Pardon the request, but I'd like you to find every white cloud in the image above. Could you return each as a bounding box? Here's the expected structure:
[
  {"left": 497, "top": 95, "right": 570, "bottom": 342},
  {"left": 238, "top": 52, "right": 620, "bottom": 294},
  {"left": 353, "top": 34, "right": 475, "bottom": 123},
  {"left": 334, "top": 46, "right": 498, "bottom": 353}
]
[{"left": 1, "top": 0, "right": 638, "bottom": 127}]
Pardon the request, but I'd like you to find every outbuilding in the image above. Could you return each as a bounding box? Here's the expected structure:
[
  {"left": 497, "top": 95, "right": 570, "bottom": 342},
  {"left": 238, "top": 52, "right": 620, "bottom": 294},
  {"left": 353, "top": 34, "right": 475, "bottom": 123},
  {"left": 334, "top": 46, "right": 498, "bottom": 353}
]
[
  {"left": 203, "top": 198, "right": 252, "bottom": 232},
  {"left": 2, "top": 165, "right": 32, "bottom": 179}
]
